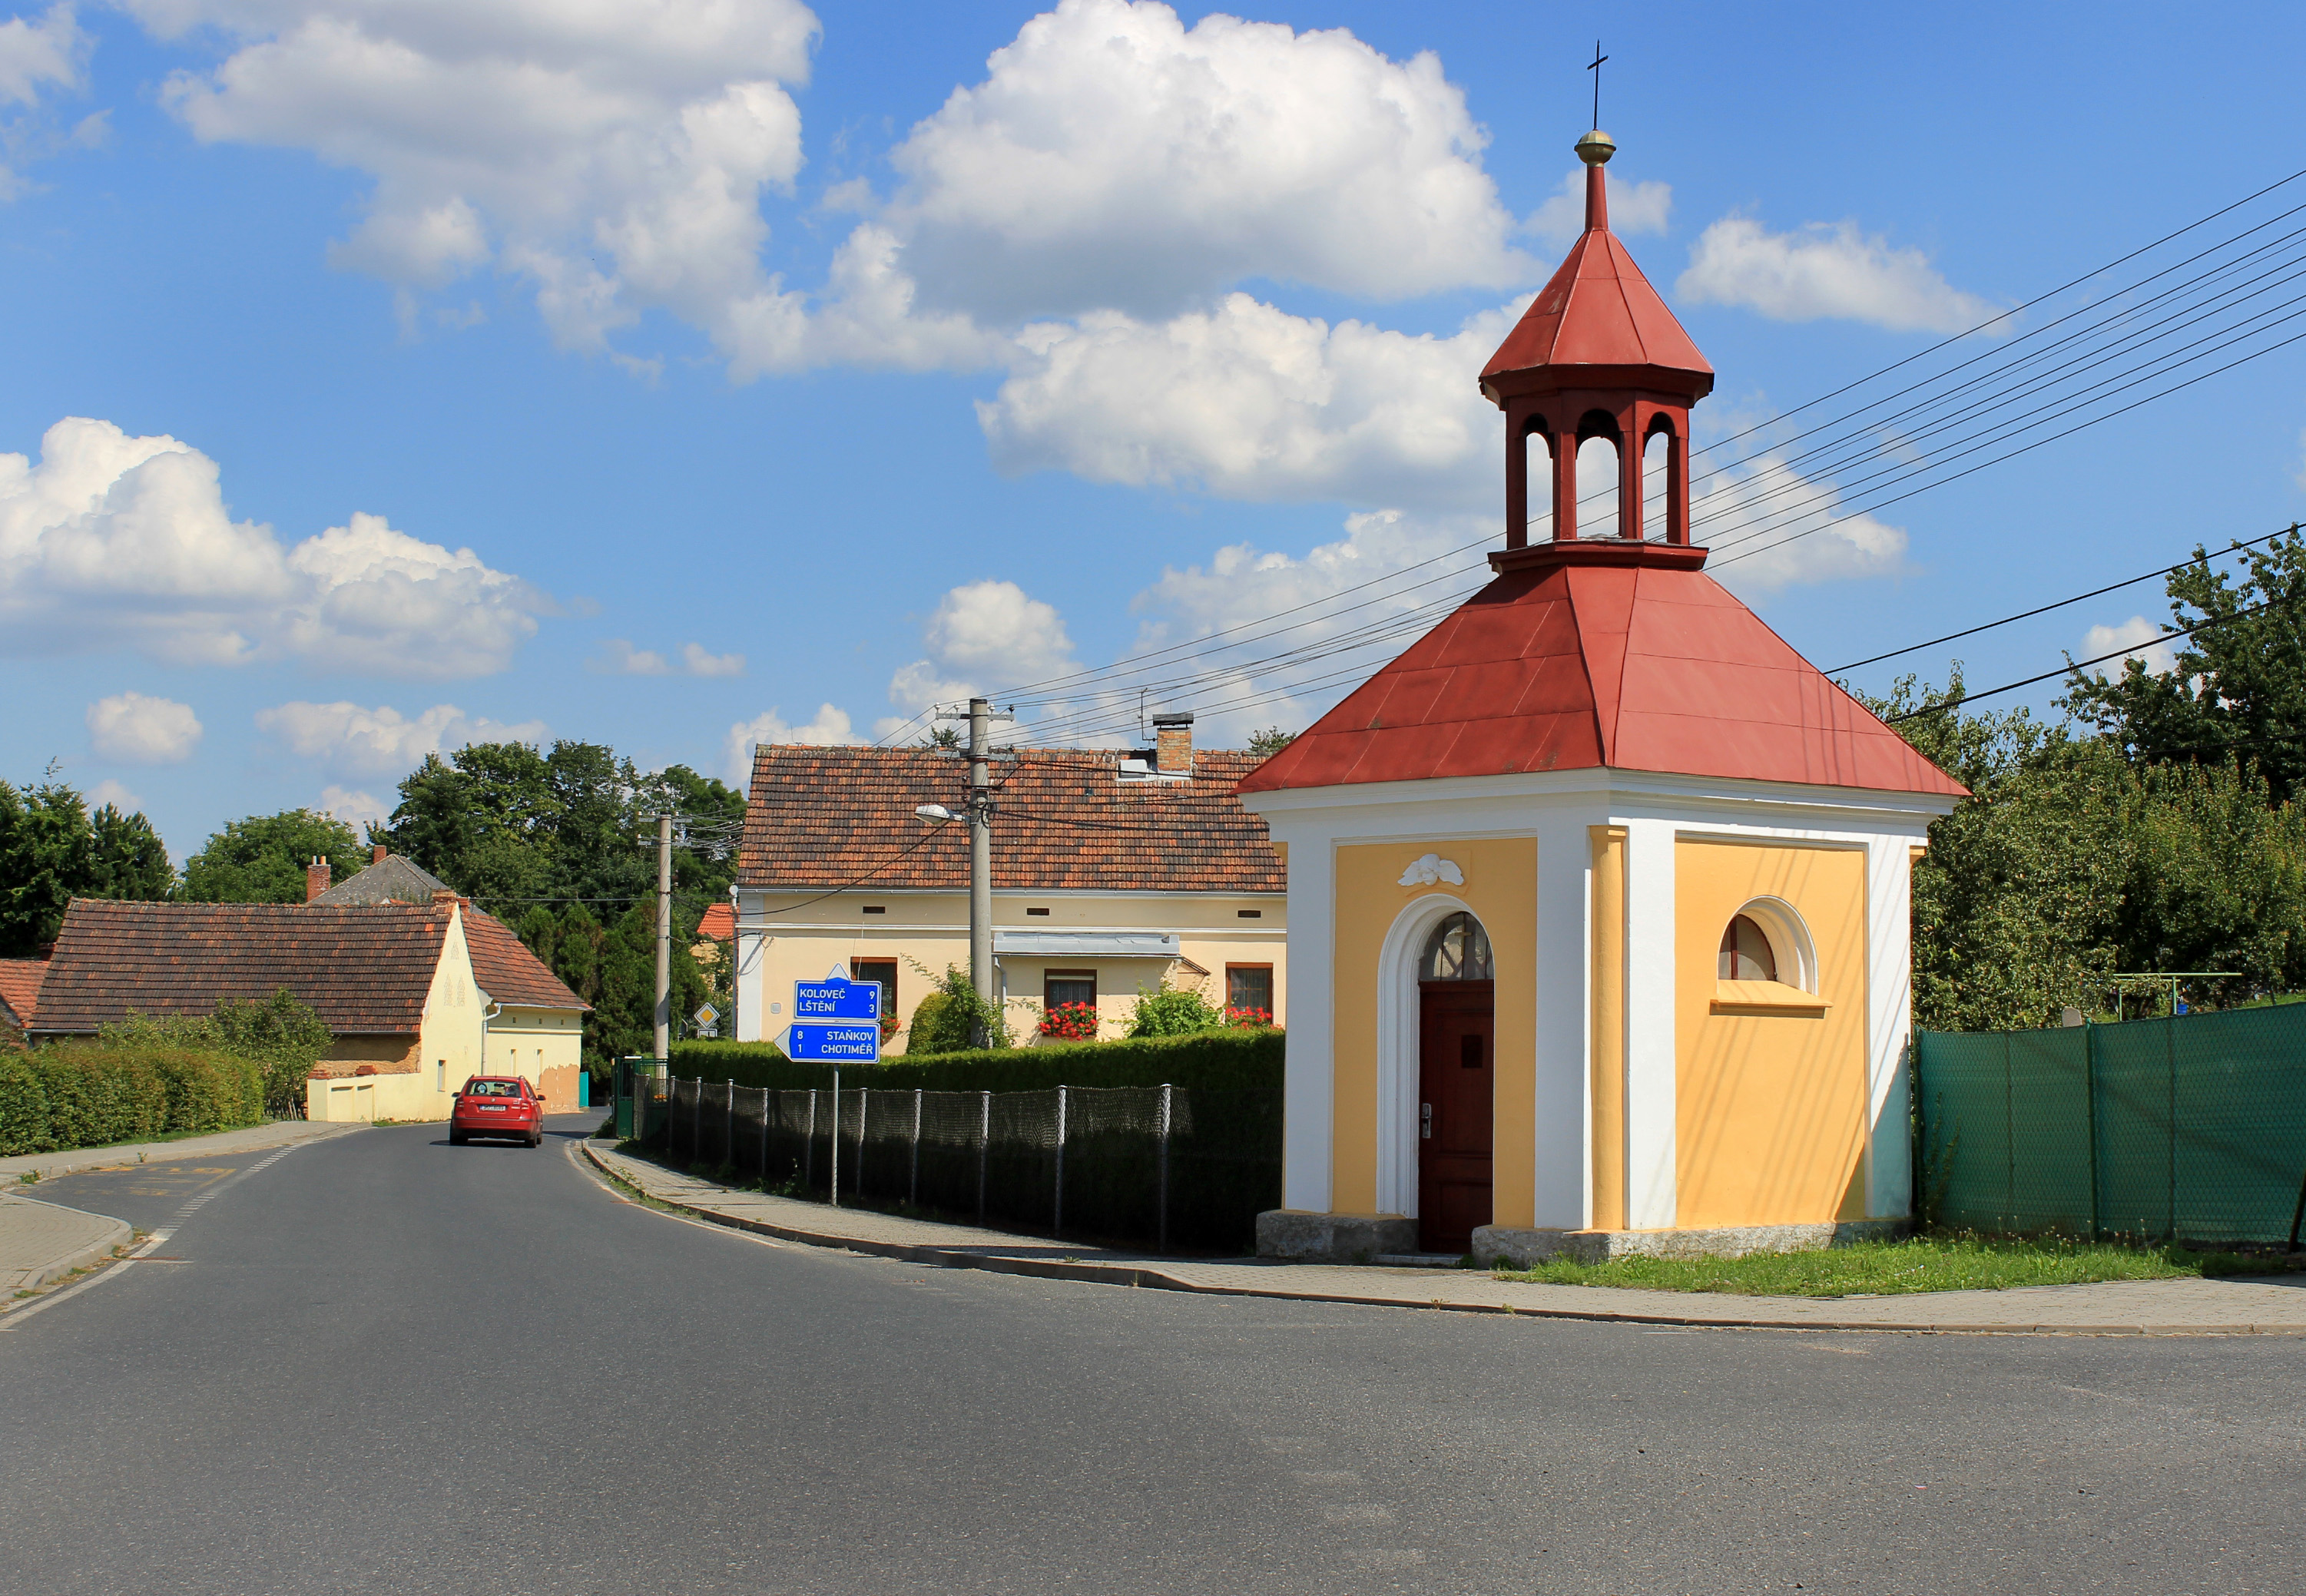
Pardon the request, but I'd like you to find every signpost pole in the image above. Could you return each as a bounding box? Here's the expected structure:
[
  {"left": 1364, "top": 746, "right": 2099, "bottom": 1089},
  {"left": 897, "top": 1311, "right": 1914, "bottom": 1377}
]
[
  {"left": 969, "top": 697, "right": 995, "bottom": 1046},
  {"left": 653, "top": 815, "right": 672, "bottom": 1065}
]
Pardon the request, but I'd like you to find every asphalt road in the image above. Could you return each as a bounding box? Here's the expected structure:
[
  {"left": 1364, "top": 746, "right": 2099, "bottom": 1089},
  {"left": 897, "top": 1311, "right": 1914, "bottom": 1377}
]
[{"left": 4, "top": 1121, "right": 2302, "bottom": 1595}]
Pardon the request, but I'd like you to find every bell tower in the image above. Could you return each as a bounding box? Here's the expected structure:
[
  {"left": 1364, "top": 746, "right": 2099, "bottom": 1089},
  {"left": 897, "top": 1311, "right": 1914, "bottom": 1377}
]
[{"left": 1479, "top": 127, "right": 1715, "bottom": 567}]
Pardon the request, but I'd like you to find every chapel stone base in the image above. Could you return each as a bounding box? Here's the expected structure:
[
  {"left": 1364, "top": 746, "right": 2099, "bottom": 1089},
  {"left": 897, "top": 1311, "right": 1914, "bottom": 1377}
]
[
  {"left": 1472, "top": 1219, "right": 1908, "bottom": 1267},
  {"left": 1255, "top": 1209, "right": 1419, "bottom": 1264}
]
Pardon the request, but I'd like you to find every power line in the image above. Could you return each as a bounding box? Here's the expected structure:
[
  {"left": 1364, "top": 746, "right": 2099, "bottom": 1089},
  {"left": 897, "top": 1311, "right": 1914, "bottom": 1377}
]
[{"left": 1827, "top": 522, "right": 2301, "bottom": 675}]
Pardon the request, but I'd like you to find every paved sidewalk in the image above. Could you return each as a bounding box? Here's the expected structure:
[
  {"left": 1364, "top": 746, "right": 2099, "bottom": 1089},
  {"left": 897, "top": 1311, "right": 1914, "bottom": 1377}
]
[
  {"left": 0, "top": 1194, "right": 131, "bottom": 1293},
  {"left": 583, "top": 1141, "right": 2306, "bottom": 1335},
  {"left": 0, "top": 1118, "right": 363, "bottom": 1185}
]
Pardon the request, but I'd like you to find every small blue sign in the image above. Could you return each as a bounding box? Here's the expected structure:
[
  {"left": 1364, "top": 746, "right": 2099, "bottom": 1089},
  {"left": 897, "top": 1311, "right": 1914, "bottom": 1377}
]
[
  {"left": 794, "top": 975, "right": 880, "bottom": 1022},
  {"left": 786, "top": 1021, "right": 881, "bottom": 1061}
]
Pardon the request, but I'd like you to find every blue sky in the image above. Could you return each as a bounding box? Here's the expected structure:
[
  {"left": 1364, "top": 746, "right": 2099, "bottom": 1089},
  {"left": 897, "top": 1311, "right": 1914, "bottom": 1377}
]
[{"left": 5, "top": 0, "right": 2306, "bottom": 858}]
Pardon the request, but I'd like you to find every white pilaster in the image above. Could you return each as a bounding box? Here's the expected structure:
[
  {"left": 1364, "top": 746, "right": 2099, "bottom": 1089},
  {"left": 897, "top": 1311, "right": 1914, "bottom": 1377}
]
[
  {"left": 1622, "top": 817, "right": 1678, "bottom": 1228},
  {"left": 1864, "top": 839, "right": 1916, "bottom": 1217},
  {"left": 1280, "top": 833, "right": 1335, "bottom": 1212},
  {"left": 734, "top": 893, "right": 767, "bottom": 1044},
  {"left": 1529, "top": 808, "right": 1591, "bottom": 1228}
]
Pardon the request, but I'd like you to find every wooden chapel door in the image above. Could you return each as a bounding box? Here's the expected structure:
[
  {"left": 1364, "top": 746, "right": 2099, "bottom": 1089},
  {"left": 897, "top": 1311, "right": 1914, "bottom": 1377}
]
[{"left": 1417, "top": 979, "right": 1494, "bottom": 1254}]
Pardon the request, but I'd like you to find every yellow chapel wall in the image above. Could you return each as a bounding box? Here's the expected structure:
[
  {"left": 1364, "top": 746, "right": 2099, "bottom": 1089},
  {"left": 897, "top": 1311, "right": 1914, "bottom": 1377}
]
[
  {"left": 1673, "top": 839, "right": 1871, "bottom": 1228},
  {"left": 1330, "top": 838, "right": 1537, "bottom": 1223}
]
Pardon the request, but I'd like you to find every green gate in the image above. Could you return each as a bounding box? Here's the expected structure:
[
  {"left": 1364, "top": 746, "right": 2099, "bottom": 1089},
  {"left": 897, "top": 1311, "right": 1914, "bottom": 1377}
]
[{"left": 1915, "top": 1005, "right": 2306, "bottom": 1243}]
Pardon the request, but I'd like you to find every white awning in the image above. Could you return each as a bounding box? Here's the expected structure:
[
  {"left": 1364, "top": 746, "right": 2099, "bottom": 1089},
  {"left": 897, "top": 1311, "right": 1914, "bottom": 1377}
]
[{"left": 992, "top": 931, "right": 1181, "bottom": 959}]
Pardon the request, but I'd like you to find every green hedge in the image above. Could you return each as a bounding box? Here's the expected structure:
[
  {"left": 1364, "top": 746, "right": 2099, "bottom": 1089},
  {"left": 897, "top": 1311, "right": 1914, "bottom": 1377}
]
[
  {"left": 668, "top": 1026, "right": 1284, "bottom": 1094},
  {"left": 0, "top": 1041, "right": 267, "bottom": 1157}
]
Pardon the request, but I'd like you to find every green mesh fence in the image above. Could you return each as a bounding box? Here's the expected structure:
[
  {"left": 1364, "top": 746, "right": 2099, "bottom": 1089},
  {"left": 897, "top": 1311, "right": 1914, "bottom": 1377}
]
[{"left": 1916, "top": 1005, "right": 2306, "bottom": 1244}]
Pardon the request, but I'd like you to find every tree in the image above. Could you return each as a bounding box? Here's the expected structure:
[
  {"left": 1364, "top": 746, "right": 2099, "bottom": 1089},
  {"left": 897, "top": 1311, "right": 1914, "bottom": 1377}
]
[
  {"left": 88, "top": 806, "right": 174, "bottom": 901},
  {"left": 181, "top": 810, "right": 365, "bottom": 904},
  {"left": 1126, "top": 979, "right": 1224, "bottom": 1037},
  {"left": 2064, "top": 527, "right": 2306, "bottom": 800},
  {"left": 0, "top": 782, "right": 94, "bottom": 955},
  {"left": 1246, "top": 727, "right": 1297, "bottom": 759}
]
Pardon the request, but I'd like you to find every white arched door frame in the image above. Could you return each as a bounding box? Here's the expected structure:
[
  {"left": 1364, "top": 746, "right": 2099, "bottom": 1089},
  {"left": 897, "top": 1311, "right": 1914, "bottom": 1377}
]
[{"left": 1373, "top": 892, "right": 1484, "bottom": 1218}]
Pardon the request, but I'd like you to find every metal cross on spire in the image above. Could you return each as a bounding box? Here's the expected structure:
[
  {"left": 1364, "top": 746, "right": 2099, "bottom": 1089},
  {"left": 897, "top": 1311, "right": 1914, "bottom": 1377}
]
[{"left": 1587, "top": 40, "right": 1607, "bottom": 127}]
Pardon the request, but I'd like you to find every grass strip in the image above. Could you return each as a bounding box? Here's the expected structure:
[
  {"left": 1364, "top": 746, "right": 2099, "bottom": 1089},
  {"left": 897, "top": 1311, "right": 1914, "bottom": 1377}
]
[{"left": 1495, "top": 1233, "right": 2306, "bottom": 1297}]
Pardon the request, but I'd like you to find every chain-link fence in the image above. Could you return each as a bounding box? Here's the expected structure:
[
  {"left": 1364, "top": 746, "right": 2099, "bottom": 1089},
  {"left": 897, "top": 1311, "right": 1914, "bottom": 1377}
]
[
  {"left": 637, "top": 1072, "right": 1280, "bottom": 1253},
  {"left": 1915, "top": 1004, "right": 2306, "bottom": 1244}
]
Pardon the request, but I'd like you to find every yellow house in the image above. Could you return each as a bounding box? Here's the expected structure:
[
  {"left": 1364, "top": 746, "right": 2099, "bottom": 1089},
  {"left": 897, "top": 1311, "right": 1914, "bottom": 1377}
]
[
  {"left": 1235, "top": 127, "right": 1966, "bottom": 1263},
  {"left": 732, "top": 720, "right": 1286, "bottom": 1050},
  {"left": 32, "top": 887, "right": 589, "bottom": 1125}
]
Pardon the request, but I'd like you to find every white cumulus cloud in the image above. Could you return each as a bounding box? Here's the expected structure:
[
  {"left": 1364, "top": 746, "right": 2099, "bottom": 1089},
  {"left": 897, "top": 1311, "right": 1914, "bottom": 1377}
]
[
  {"left": 592, "top": 638, "right": 745, "bottom": 676},
  {"left": 86, "top": 777, "right": 144, "bottom": 813},
  {"left": 721, "top": 704, "right": 857, "bottom": 785},
  {"left": 134, "top": 0, "right": 820, "bottom": 354},
  {"left": 681, "top": 642, "right": 744, "bottom": 677},
  {"left": 257, "top": 700, "right": 546, "bottom": 776},
  {"left": 0, "top": 417, "right": 545, "bottom": 674},
  {"left": 86, "top": 690, "right": 204, "bottom": 763},
  {"left": 1526, "top": 165, "right": 1670, "bottom": 247},
  {"left": 0, "top": 2, "right": 82, "bottom": 108},
  {"left": 883, "top": 0, "right": 1532, "bottom": 323},
  {"left": 317, "top": 783, "right": 389, "bottom": 826},
  {"left": 879, "top": 578, "right": 1087, "bottom": 742},
  {"left": 1676, "top": 216, "right": 1995, "bottom": 334},
  {"left": 979, "top": 294, "right": 1515, "bottom": 506},
  {"left": 2080, "top": 615, "right": 2178, "bottom": 677}
]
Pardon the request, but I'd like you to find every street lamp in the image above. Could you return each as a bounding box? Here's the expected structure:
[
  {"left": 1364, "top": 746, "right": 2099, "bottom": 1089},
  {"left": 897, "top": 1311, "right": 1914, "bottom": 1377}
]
[{"left": 914, "top": 804, "right": 957, "bottom": 823}]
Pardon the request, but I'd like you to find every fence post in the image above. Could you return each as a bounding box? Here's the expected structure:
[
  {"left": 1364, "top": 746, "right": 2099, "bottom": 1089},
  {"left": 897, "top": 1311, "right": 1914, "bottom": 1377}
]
[
  {"left": 910, "top": 1088, "right": 923, "bottom": 1207},
  {"left": 830, "top": 1068, "right": 842, "bottom": 1210},
  {"left": 761, "top": 1088, "right": 771, "bottom": 1186},
  {"left": 804, "top": 1090, "right": 816, "bottom": 1191},
  {"left": 977, "top": 1089, "right": 990, "bottom": 1225},
  {"left": 2084, "top": 1022, "right": 2100, "bottom": 1242},
  {"left": 727, "top": 1079, "right": 735, "bottom": 1171},
  {"left": 1054, "top": 1084, "right": 1069, "bottom": 1238},
  {"left": 857, "top": 1086, "right": 870, "bottom": 1200},
  {"left": 1158, "top": 1082, "right": 1172, "bottom": 1254}
]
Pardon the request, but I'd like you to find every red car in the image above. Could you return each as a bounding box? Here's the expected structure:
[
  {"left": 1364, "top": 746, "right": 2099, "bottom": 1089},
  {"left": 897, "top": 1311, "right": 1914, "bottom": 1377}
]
[{"left": 449, "top": 1076, "right": 544, "bottom": 1147}]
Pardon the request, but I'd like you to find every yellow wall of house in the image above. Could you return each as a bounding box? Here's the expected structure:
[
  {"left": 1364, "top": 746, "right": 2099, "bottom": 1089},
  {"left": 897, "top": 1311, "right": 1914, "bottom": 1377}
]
[
  {"left": 308, "top": 1069, "right": 439, "bottom": 1123},
  {"left": 1674, "top": 840, "right": 1871, "bottom": 1227},
  {"left": 486, "top": 1007, "right": 588, "bottom": 1113},
  {"left": 747, "top": 890, "right": 1285, "bottom": 1051},
  {"left": 1330, "top": 838, "right": 1538, "bottom": 1223}
]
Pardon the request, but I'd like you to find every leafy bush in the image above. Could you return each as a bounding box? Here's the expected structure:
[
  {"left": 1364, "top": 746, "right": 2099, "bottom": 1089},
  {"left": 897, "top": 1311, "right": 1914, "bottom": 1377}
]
[
  {"left": 904, "top": 963, "right": 1013, "bottom": 1053},
  {"left": 672, "top": 1025, "right": 1283, "bottom": 1094},
  {"left": 101, "top": 989, "right": 330, "bottom": 1118},
  {"left": 1126, "top": 981, "right": 1223, "bottom": 1038},
  {"left": 0, "top": 1041, "right": 264, "bottom": 1156}
]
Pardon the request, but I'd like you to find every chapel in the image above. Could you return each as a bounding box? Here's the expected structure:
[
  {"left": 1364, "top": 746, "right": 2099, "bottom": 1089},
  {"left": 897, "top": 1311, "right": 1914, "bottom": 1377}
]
[{"left": 1236, "top": 126, "right": 1969, "bottom": 1264}]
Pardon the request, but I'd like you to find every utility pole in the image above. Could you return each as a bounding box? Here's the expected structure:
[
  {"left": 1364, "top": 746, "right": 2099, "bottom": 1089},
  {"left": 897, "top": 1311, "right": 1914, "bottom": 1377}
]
[
  {"left": 967, "top": 697, "right": 995, "bottom": 1045},
  {"left": 654, "top": 813, "right": 672, "bottom": 1065}
]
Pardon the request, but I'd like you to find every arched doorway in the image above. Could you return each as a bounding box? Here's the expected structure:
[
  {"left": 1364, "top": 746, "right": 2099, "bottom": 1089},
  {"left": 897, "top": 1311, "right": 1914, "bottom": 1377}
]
[{"left": 1417, "top": 911, "right": 1494, "bottom": 1253}]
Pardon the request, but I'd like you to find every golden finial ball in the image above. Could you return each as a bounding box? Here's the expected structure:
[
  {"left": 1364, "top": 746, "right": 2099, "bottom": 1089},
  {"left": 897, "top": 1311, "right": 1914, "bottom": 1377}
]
[{"left": 1575, "top": 129, "right": 1616, "bottom": 165}]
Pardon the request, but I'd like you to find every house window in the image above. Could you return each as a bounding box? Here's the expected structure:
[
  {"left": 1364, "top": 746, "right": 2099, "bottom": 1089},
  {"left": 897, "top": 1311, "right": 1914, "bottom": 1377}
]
[
  {"left": 1044, "top": 969, "right": 1096, "bottom": 1010},
  {"left": 1026, "top": 907, "right": 1051, "bottom": 916},
  {"left": 852, "top": 959, "right": 898, "bottom": 1023},
  {"left": 1226, "top": 965, "right": 1274, "bottom": 1016},
  {"left": 863, "top": 905, "right": 886, "bottom": 915},
  {"left": 1718, "top": 915, "right": 1778, "bottom": 982},
  {"left": 436, "top": 1060, "right": 445, "bottom": 1091},
  {"left": 1237, "top": 909, "right": 1263, "bottom": 919},
  {"left": 1420, "top": 912, "right": 1493, "bottom": 981}
]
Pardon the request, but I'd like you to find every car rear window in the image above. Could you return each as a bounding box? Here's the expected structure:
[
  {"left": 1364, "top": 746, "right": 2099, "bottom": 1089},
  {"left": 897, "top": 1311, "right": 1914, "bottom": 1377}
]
[{"left": 465, "top": 1080, "right": 524, "bottom": 1098}]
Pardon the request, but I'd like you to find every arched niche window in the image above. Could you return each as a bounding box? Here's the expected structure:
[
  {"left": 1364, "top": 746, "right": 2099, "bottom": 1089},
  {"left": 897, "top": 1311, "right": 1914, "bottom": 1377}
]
[
  {"left": 1711, "top": 897, "right": 1824, "bottom": 1015},
  {"left": 1420, "top": 912, "right": 1493, "bottom": 981},
  {"left": 1718, "top": 914, "right": 1778, "bottom": 982}
]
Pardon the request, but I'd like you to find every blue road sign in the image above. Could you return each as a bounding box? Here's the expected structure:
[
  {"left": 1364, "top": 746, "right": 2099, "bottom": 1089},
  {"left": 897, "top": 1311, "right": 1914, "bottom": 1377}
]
[
  {"left": 794, "top": 975, "right": 880, "bottom": 1022},
  {"left": 786, "top": 1021, "right": 881, "bottom": 1061}
]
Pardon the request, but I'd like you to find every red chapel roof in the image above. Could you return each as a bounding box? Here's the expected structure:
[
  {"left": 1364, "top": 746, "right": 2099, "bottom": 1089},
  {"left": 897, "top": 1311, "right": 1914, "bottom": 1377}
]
[
  {"left": 1235, "top": 553, "right": 1967, "bottom": 800},
  {"left": 1481, "top": 166, "right": 1713, "bottom": 396}
]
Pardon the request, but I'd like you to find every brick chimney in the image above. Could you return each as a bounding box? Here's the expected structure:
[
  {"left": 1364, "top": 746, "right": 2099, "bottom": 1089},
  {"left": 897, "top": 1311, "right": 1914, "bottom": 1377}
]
[
  {"left": 372, "top": 844, "right": 387, "bottom": 865},
  {"left": 305, "top": 856, "right": 332, "bottom": 902},
  {"left": 1152, "top": 711, "right": 1194, "bottom": 775}
]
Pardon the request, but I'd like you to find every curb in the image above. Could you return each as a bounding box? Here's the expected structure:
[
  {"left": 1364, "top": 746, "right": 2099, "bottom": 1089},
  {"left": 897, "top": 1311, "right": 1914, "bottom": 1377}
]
[
  {"left": 578, "top": 1144, "right": 2296, "bottom": 1336},
  {"left": 0, "top": 1120, "right": 365, "bottom": 1185},
  {"left": 1, "top": 1197, "right": 133, "bottom": 1293}
]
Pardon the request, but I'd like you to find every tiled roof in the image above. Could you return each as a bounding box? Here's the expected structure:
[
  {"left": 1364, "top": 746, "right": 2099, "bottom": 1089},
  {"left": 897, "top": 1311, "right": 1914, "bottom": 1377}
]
[
  {"left": 464, "top": 908, "right": 589, "bottom": 1012},
  {"left": 739, "top": 746, "right": 1284, "bottom": 894},
  {"left": 0, "top": 959, "right": 46, "bottom": 1028},
  {"left": 309, "top": 853, "right": 451, "bottom": 906},
  {"left": 695, "top": 902, "right": 734, "bottom": 941},
  {"left": 1237, "top": 549, "right": 1969, "bottom": 800},
  {"left": 31, "top": 900, "right": 451, "bottom": 1036}
]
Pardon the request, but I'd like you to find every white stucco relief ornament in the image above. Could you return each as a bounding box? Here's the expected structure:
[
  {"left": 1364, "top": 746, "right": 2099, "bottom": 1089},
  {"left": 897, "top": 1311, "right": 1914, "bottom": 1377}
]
[{"left": 1397, "top": 854, "right": 1465, "bottom": 887}]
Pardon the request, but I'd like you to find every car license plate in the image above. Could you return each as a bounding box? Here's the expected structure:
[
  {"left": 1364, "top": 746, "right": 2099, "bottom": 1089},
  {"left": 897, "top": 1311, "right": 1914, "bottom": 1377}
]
[{"left": 479, "top": 1104, "right": 504, "bottom": 1112}]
